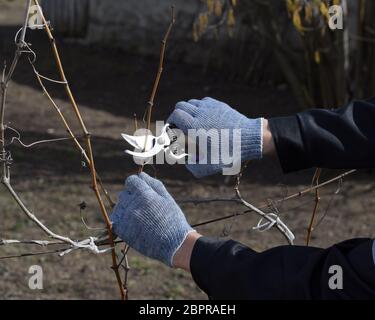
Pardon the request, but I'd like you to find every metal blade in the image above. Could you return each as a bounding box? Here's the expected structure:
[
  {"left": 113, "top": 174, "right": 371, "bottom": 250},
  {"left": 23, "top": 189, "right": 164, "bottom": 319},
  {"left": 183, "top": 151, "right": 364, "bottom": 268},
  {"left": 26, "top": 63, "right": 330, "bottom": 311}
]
[{"left": 121, "top": 133, "right": 154, "bottom": 151}]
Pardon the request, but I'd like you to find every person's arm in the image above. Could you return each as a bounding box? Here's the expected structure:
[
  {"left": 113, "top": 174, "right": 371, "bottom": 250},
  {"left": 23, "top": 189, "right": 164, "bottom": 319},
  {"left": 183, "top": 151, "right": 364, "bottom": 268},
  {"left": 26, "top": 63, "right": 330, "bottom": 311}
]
[
  {"left": 167, "top": 97, "right": 375, "bottom": 177},
  {"left": 173, "top": 231, "right": 202, "bottom": 271},
  {"left": 185, "top": 236, "right": 375, "bottom": 299},
  {"left": 111, "top": 173, "right": 375, "bottom": 300},
  {"left": 113, "top": 98, "right": 375, "bottom": 300},
  {"left": 262, "top": 118, "right": 276, "bottom": 156},
  {"left": 268, "top": 97, "right": 375, "bottom": 172},
  {"left": 172, "top": 208, "right": 375, "bottom": 299},
  {"left": 170, "top": 97, "right": 375, "bottom": 299}
]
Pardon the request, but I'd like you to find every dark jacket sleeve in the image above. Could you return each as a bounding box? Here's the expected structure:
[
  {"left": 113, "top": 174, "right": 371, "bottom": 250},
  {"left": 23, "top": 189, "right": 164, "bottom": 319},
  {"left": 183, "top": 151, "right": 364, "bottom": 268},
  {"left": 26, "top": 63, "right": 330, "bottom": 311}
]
[
  {"left": 190, "top": 237, "right": 375, "bottom": 300},
  {"left": 268, "top": 97, "right": 375, "bottom": 173}
]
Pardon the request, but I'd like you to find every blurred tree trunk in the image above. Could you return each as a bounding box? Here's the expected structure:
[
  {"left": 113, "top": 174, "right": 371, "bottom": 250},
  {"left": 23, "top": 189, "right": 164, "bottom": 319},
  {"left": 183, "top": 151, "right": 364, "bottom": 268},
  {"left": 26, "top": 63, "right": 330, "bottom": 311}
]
[{"left": 354, "top": 0, "right": 375, "bottom": 99}]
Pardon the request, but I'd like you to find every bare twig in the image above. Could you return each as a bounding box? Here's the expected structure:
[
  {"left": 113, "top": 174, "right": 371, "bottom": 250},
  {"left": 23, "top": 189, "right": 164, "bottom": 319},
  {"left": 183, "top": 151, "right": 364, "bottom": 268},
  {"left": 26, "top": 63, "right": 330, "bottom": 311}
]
[
  {"left": 234, "top": 162, "right": 295, "bottom": 245},
  {"left": 306, "top": 168, "right": 321, "bottom": 245},
  {"left": 32, "top": 0, "right": 124, "bottom": 299},
  {"left": 0, "top": 2, "right": 180, "bottom": 299},
  {"left": 177, "top": 197, "right": 241, "bottom": 205},
  {"left": 139, "top": 6, "right": 175, "bottom": 173},
  {"left": 143, "top": 6, "right": 175, "bottom": 129},
  {"left": 0, "top": 167, "right": 352, "bottom": 260},
  {"left": 191, "top": 169, "right": 356, "bottom": 228},
  {"left": 0, "top": 239, "right": 64, "bottom": 246},
  {"left": 29, "top": 60, "right": 114, "bottom": 208},
  {"left": 0, "top": 0, "right": 123, "bottom": 299},
  {"left": 0, "top": 1, "right": 108, "bottom": 256},
  {"left": 0, "top": 248, "right": 68, "bottom": 260},
  {"left": 2, "top": 178, "right": 109, "bottom": 254},
  {"left": 121, "top": 245, "right": 131, "bottom": 300}
]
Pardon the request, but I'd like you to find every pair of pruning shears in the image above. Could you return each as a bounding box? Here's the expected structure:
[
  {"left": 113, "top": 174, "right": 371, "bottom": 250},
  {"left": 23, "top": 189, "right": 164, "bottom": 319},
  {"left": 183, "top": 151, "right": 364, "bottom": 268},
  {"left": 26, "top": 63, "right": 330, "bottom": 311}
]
[{"left": 121, "top": 123, "right": 188, "bottom": 161}]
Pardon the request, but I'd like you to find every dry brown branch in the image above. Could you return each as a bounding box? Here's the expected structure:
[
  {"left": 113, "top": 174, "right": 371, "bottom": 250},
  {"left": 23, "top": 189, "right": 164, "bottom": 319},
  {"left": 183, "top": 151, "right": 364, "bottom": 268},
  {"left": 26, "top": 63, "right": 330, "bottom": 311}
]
[
  {"left": 0, "top": 166, "right": 353, "bottom": 260},
  {"left": 177, "top": 197, "right": 241, "bottom": 205},
  {"left": 306, "top": 168, "right": 322, "bottom": 245},
  {"left": 31, "top": 0, "right": 124, "bottom": 299},
  {"left": 188, "top": 169, "right": 356, "bottom": 228},
  {"left": 144, "top": 6, "right": 175, "bottom": 130},
  {"left": 0, "top": 0, "right": 123, "bottom": 299},
  {"left": 1, "top": 2, "right": 179, "bottom": 298},
  {"left": 1, "top": 3, "right": 107, "bottom": 255},
  {"left": 120, "top": 245, "right": 131, "bottom": 300},
  {"left": 139, "top": 6, "right": 175, "bottom": 173},
  {"left": 0, "top": 248, "right": 68, "bottom": 260},
  {"left": 3, "top": 167, "right": 349, "bottom": 250},
  {"left": 28, "top": 61, "right": 114, "bottom": 208}
]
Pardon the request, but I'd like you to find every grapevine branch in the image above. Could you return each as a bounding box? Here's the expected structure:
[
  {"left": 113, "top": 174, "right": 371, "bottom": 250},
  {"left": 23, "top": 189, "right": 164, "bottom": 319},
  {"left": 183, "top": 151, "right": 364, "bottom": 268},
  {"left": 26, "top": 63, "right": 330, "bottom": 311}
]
[
  {"left": 0, "top": 1, "right": 177, "bottom": 300},
  {"left": 234, "top": 162, "right": 295, "bottom": 244},
  {"left": 0, "top": 0, "right": 125, "bottom": 299},
  {"left": 144, "top": 5, "right": 175, "bottom": 130},
  {"left": 0, "top": 168, "right": 355, "bottom": 261},
  {"left": 182, "top": 169, "right": 356, "bottom": 229},
  {"left": 306, "top": 168, "right": 321, "bottom": 245},
  {"left": 32, "top": 0, "right": 124, "bottom": 299},
  {"left": 140, "top": 6, "right": 175, "bottom": 173}
]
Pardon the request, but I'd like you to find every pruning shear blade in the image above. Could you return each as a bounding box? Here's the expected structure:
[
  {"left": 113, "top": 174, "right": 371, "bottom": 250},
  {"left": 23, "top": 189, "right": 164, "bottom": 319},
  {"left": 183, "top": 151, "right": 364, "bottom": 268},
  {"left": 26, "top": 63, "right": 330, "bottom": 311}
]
[{"left": 121, "top": 123, "right": 188, "bottom": 161}]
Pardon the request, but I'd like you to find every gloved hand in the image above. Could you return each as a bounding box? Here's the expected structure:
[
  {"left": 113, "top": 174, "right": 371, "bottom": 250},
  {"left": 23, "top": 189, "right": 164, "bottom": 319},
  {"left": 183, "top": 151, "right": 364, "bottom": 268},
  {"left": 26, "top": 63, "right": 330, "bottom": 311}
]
[
  {"left": 167, "top": 97, "right": 263, "bottom": 178},
  {"left": 110, "top": 172, "right": 194, "bottom": 267}
]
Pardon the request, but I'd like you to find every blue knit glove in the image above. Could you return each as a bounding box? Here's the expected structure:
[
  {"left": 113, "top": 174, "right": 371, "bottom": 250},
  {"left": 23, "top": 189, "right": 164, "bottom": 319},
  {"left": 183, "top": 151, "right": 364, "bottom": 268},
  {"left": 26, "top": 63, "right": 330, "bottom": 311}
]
[
  {"left": 167, "top": 97, "right": 263, "bottom": 178},
  {"left": 110, "top": 172, "right": 194, "bottom": 267}
]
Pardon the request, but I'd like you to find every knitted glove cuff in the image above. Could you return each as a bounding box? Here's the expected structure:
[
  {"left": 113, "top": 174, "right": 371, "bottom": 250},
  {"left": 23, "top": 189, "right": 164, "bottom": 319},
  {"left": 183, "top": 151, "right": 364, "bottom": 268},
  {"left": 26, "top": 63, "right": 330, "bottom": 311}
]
[{"left": 239, "top": 117, "right": 263, "bottom": 162}]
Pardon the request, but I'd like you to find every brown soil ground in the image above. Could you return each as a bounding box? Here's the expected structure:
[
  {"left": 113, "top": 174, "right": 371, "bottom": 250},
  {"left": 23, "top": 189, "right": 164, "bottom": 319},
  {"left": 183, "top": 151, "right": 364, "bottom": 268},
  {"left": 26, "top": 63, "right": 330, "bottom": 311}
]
[{"left": 0, "top": 1, "right": 374, "bottom": 299}]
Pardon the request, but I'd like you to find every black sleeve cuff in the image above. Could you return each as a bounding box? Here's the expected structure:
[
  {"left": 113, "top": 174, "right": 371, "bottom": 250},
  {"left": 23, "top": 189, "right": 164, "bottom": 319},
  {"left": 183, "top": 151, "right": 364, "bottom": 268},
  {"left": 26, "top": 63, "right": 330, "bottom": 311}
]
[
  {"left": 190, "top": 237, "right": 260, "bottom": 299},
  {"left": 190, "top": 237, "right": 229, "bottom": 298},
  {"left": 268, "top": 115, "right": 312, "bottom": 173}
]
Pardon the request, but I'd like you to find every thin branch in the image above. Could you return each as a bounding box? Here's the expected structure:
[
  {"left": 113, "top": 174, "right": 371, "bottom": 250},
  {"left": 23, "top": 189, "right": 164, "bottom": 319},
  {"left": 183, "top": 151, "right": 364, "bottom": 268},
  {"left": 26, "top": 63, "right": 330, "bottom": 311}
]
[
  {"left": 191, "top": 169, "right": 356, "bottom": 228},
  {"left": 29, "top": 60, "right": 114, "bottom": 208},
  {"left": 139, "top": 6, "right": 175, "bottom": 173},
  {"left": 177, "top": 197, "right": 241, "bottom": 205},
  {"left": 0, "top": 248, "right": 68, "bottom": 260},
  {"left": 0, "top": 168, "right": 350, "bottom": 259},
  {"left": 19, "top": 0, "right": 32, "bottom": 45},
  {"left": 234, "top": 162, "right": 295, "bottom": 245},
  {"left": 144, "top": 6, "right": 175, "bottom": 129},
  {"left": 0, "top": 239, "right": 63, "bottom": 246},
  {"left": 28, "top": 0, "right": 124, "bottom": 299},
  {"left": 5, "top": 125, "right": 82, "bottom": 148},
  {"left": 306, "top": 168, "right": 321, "bottom": 245},
  {"left": 1, "top": 2, "right": 100, "bottom": 255},
  {"left": 314, "top": 177, "right": 343, "bottom": 229},
  {"left": 2, "top": 173, "right": 109, "bottom": 254},
  {"left": 120, "top": 245, "right": 131, "bottom": 300}
]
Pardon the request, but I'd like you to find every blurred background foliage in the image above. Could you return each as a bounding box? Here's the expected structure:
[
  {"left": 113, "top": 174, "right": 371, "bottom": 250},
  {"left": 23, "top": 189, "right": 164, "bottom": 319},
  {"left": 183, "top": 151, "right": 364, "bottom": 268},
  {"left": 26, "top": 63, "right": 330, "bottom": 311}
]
[
  {"left": 3, "top": 0, "right": 375, "bottom": 109},
  {"left": 193, "top": 0, "right": 375, "bottom": 109}
]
